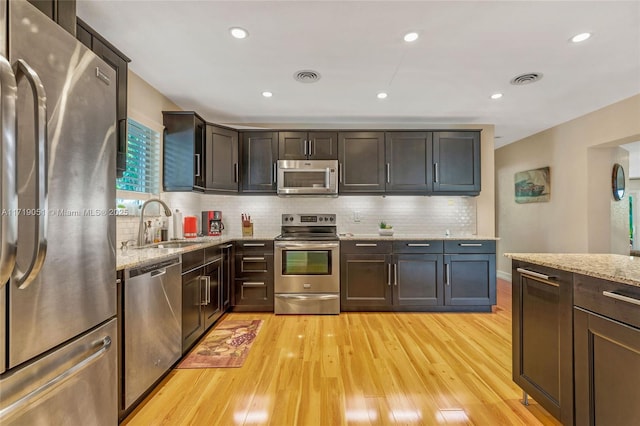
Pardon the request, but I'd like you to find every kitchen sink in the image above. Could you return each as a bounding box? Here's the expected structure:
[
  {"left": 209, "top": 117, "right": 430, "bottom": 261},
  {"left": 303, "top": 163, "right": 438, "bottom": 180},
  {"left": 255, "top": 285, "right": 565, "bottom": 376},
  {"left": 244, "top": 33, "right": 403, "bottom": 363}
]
[{"left": 135, "top": 241, "right": 202, "bottom": 249}]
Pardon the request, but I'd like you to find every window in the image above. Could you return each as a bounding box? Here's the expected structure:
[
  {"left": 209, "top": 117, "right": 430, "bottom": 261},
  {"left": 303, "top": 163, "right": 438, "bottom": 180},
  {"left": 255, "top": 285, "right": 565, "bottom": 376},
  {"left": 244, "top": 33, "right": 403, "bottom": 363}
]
[{"left": 116, "top": 118, "right": 160, "bottom": 194}]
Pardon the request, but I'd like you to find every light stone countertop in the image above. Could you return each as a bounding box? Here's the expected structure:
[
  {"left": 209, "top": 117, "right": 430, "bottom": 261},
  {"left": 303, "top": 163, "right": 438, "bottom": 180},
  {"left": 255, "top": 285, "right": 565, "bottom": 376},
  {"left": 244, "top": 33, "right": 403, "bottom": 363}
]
[
  {"left": 118, "top": 233, "right": 498, "bottom": 271},
  {"left": 505, "top": 253, "right": 640, "bottom": 288},
  {"left": 117, "top": 234, "right": 276, "bottom": 271},
  {"left": 338, "top": 233, "right": 498, "bottom": 240}
]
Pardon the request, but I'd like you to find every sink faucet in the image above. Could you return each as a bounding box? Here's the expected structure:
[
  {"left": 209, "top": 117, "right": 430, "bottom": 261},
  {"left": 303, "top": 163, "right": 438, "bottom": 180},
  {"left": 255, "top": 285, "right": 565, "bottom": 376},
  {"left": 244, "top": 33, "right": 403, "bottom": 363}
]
[{"left": 137, "top": 199, "right": 172, "bottom": 246}]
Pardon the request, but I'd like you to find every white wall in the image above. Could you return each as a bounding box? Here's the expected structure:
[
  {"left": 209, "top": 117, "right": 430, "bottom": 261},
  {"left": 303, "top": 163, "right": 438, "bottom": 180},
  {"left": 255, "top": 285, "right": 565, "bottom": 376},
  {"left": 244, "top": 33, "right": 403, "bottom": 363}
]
[{"left": 495, "top": 94, "right": 640, "bottom": 279}]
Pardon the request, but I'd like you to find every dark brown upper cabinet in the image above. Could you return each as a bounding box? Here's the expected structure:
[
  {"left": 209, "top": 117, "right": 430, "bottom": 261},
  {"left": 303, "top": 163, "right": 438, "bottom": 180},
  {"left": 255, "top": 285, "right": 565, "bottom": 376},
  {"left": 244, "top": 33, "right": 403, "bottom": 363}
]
[
  {"left": 27, "top": 0, "right": 76, "bottom": 35},
  {"left": 278, "top": 131, "right": 338, "bottom": 160},
  {"left": 338, "top": 132, "right": 385, "bottom": 193},
  {"left": 385, "top": 132, "right": 432, "bottom": 193},
  {"left": 205, "top": 125, "right": 239, "bottom": 193},
  {"left": 76, "top": 18, "right": 130, "bottom": 178},
  {"left": 432, "top": 131, "right": 481, "bottom": 194},
  {"left": 241, "top": 132, "right": 278, "bottom": 193},
  {"left": 163, "top": 112, "right": 207, "bottom": 192}
]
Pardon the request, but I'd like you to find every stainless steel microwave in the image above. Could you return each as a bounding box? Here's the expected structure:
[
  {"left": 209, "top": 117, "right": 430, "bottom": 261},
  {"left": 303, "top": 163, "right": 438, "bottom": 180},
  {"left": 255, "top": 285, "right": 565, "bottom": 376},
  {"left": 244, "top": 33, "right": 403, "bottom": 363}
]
[{"left": 277, "top": 160, "right": 338, "bottom": 196}]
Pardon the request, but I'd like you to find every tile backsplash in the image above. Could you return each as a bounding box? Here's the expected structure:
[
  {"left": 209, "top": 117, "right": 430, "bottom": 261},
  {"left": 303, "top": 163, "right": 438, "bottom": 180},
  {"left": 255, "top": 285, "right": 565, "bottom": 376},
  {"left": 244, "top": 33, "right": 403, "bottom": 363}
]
[{"left": 117, "top": 193, "right": 477, "bottom": 245}]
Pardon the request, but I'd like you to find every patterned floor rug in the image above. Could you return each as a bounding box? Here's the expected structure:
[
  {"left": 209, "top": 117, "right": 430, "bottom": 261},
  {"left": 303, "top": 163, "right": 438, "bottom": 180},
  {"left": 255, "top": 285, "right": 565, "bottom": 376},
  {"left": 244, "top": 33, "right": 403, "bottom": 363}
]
[{"left": 176, "top": 319, "right": 263, "bottom": 368}]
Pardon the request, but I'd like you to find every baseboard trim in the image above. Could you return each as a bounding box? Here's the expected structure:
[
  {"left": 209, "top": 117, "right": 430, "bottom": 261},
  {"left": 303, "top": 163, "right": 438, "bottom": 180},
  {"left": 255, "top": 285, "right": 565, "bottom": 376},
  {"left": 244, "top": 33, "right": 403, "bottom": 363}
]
[{"left": 497, "top": 270, "right": 512, "bottom": 282}]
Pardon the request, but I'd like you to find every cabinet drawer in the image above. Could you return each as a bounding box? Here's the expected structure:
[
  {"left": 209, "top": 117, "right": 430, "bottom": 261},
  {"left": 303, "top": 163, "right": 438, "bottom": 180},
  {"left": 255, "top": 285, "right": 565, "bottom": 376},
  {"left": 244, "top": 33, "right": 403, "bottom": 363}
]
[
  {"left": 182, "top": 249, "right": 204, "bottom": 272},
  {"left": 236, "top": 240, "right": 274, "bottom": 253},
  {"left": 341, "top": 240, "right": 392, "bottom": 254},
  {"left": 204, "top": 245, "right": 222, "bottom": 264},
  {"left": 444, "top": 240, "right": 495, "bottom": 254},
  {"left": 393, "top": 240, "right": 443, "bottom": 254},
  {"left": 574, "top": 274, "right": 640, "bottom": 329},
  {"left": 236, "top": 254, "right": 272, "bottom": 273}
]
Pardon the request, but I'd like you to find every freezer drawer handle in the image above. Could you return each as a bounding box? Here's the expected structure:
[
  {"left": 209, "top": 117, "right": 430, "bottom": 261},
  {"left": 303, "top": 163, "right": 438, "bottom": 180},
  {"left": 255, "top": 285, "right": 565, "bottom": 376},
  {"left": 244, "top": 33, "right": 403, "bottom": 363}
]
[
  {"left": 603, "top": 291, "right": 640, "bottom": 307},
  {"left": 11, "top": 59, "right": 48, "bottom": 290},
  {"left": 0, "top": 56, "right": 18, "bottom": 286},
  {"left": 0, "top": 336, "right": 112, "bottom": 420}
]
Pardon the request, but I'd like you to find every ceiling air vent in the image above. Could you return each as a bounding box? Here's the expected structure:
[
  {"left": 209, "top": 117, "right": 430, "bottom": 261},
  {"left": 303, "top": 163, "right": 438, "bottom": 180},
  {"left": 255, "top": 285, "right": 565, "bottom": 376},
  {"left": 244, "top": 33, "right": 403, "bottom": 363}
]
[
  {"left": 294, "top": 70, "right": 321, "bottom": 83},
  {"left": 510, "top": 72, "right": 543, "bottom": 85}
]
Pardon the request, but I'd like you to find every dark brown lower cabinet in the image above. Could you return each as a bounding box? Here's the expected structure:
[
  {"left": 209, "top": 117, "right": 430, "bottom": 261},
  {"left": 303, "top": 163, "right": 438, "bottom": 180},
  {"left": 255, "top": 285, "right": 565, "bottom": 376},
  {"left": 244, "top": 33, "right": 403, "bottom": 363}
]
[
  {"left": 232, "top": 241, "right": 274, "bottom": 311},
  {"left": 573, "top": 275, "right": 640, "bottom": 426},
  {"left": 511, "top": 262, "right": 573, "bottom": 426},
  {"left": 341, "top": 252, "right": 392, "bottom": 309}
]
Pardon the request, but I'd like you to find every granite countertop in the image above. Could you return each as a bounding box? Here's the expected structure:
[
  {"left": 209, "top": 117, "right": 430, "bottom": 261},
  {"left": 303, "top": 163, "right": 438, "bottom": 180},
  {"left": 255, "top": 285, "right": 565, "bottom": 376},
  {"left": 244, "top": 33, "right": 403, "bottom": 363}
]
[
  {"left": 117, "top": 234, "right": 276, "bottom": 271},
  {"left": 505, "top": 253, "right": 640, "bottom": 288},
  {"left": 118, "top": 233, "right": 498, "bottom": 270},
  {"left": 339, "top": 234, "right": 498, "bottom": 241}
]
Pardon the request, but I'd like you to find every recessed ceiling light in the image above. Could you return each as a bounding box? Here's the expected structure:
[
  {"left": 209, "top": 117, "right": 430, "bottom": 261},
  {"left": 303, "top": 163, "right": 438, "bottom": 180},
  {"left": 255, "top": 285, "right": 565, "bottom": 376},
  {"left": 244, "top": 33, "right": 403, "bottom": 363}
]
[
  {"left": 570, "top": 32, "right": 591, "bottom": 43},
  {"left": 491, "top": 93, "right": 503, "bottom": 100},
  {"left": 403, "top": 32, "right": 419, "bottom": 42},
  {"left": 377, "top": 92, "right": 388, "bottom": 99},
  {"left": 229, "top": 27, "right": 248, "bottom": 39},
  {"left": 262, "top": 91, "right": 273, "bottom": 98}
]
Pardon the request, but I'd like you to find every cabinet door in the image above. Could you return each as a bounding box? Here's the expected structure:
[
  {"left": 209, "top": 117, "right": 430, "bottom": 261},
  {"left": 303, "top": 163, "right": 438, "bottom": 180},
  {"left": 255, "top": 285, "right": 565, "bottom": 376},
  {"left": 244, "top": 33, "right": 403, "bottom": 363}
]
[
  {"left": 181, "top": 268, "right": 204, "bottom": 353},
  {"left": 221, "top": 244, "right": 234, "bottom": 310},
  {"left": 574, "top": 307, "right": 640, "bottom": 426},
  {"left": 433, "top": 131, "right": 480, "bottom": 194},
  {"left": 163, "top": 113, "right": 206, "bottom": 191},
  {"left": 241, "top": 132, "right": 278, "bottom": 193},
  {"left": 308, "top": 132, "right": 338, "bottom": 159},
  {"left": 27, "top": 0, "right": 76, "bottom": 35},
  {"left": 394, "top": 254, "right": 443, "bottom": 306},
  {"left": 278, "top": 131, "right": 307, "bottom": 160},
  {"left": 385, "top": 132, "right": 432, "bottom": 193},
  {"left": 203, "top": 258, "right": 222, "bottom": 328},
  {"left": 340, "top": 253, "right": 392, "bottom": 309},
  {"left": 338, "top": 132, "right": 385, "bottom": 193},
  {"left": 511, "top": 263, "right": 573, "bottom": 425},
  {"left": 206, "top": 125, "right": 239, "bottom": 192},
  {"left": 444, "top": 254, "right": 496, "bottom": 306}
]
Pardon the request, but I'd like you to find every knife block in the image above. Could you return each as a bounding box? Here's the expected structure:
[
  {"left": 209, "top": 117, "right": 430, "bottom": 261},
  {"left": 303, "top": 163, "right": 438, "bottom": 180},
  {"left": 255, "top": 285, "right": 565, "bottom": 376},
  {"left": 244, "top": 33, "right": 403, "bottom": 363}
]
[{"left": 242, "top": 223, "right": 253, "bottom": 237}]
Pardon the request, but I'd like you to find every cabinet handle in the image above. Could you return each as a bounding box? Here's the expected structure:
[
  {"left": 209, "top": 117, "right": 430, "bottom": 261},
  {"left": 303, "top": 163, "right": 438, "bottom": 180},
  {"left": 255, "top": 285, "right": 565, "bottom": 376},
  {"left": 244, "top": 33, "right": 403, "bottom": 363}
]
[
  {"left": 273, "top": 162, "right": 277, "bottom": 183},
  {"left": 386, "top": 163, "right": 390, "bottom": 183},
  {"left": 234, "top": 163, "right": 238, "bottom": 183},
  {"left": 194, "top": 153, "right": 201, "bottom": 177},
  {"left": 516, "top": 268, "right": 557, "bottom": 284},
  {"left": 243, "top": 257, "right": 265, "bottom": 261},
  {"left": 310, "top": 140, "right": 314, "bottom": 156},
  {"left": 394, "top": 264, "right": 398, "bottom": 286},
  {"left": 460, "top": 243, "right": 482, "bottom": 247},
  {"left": 387, "top": 264, "right": 391, "bottom": 287},
  {"left": 603, "top": 291, "right": 640, "bottom": 306},
  {"left": 243, "top": 243, "right": 265, "bottom": 247},
  {"left": 304, "top": 140, "right": 308, "bottom": 156},
  {"left": 222, "top": 244, "right": 233, "bottom": 249},
  {"left": 434, "top": 162, "right": 439, "bottom": 183},
  {"left": 339, "top": 163, "right": 343, "bottom": 183},
  {"left": 407, "top": 243, "right": 430, "bottom": 247},
  {"left": 200, "top": 276, "right": 208, "bottom": 305},
  {"left": 243, "top": 282, "right": 265, "bottom": 287},
  {"left": 445, "top": 263, "right": 450, "bottom": 286},
  {"left": 355, "top": 243, "right": 377, "bottom": 247}
]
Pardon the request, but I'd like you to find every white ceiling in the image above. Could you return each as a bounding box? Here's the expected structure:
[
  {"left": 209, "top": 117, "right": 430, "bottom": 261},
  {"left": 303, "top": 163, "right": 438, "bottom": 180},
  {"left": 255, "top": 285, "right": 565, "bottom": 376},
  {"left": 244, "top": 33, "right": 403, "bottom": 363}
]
[{"left": 76, "top": 0, "right": 640, "bottom": 148}]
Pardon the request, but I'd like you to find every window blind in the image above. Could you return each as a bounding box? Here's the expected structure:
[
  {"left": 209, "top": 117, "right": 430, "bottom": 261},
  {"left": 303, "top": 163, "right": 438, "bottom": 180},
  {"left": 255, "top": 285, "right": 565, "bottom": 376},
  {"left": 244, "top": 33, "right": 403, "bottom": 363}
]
[{"left": 116, "top": 118, "right": 160, "bottom": 193}]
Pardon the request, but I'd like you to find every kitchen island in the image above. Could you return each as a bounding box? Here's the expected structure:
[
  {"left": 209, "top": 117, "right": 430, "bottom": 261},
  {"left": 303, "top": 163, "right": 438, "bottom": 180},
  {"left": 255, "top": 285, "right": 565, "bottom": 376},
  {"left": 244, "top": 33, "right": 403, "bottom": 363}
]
[{"left": 505, "top": 253, "right": 640, "bottom": 425}]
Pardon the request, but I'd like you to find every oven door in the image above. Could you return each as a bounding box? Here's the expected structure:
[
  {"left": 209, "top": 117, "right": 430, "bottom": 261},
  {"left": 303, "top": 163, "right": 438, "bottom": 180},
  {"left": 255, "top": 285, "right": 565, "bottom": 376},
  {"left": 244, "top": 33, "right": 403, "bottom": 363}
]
[
  {"left": 277, "top": 160, "right": 338, "bottom": 196},
  {"left": 274, "top": 241, "right": 339, "bottom": 293}
]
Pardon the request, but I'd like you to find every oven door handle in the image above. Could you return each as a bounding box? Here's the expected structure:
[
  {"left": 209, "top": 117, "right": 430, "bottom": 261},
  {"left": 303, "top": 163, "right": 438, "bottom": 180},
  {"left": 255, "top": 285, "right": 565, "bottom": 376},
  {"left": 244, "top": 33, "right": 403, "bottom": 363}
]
[
  {"left": 275, "top": 242, "right": 339, "bottom": 250},
  {"left": 276, "top": 294, "right": 339, "bottom": 300}
]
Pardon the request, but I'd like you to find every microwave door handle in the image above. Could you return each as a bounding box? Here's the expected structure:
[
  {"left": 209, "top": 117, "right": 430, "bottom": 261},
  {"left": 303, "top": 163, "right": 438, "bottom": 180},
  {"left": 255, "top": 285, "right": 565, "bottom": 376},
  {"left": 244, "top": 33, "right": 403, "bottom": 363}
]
[
  {"left": 325, "top": 167, "right": 330, "bottom": 189},
  {"left": 0, "top": 56, "right": 18, "bottom": 287},
  {"left": 12, "top": 59, "right": 48, "bottom": 290}
]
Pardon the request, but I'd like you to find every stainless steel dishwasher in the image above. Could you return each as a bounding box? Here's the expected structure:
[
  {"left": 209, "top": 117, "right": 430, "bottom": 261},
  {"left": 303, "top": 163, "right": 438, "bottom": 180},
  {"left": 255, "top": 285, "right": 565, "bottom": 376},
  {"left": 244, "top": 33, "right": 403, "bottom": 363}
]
[{"left": 123, "top": 256, "right": 182, "bottom": 410}]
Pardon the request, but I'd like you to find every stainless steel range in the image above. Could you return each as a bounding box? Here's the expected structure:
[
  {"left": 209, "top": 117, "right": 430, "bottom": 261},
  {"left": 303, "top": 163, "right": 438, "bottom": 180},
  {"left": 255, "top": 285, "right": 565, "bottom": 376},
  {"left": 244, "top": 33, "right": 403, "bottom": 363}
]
[{"left": 274, "top": 214, "right": 340, "bottom": 314}]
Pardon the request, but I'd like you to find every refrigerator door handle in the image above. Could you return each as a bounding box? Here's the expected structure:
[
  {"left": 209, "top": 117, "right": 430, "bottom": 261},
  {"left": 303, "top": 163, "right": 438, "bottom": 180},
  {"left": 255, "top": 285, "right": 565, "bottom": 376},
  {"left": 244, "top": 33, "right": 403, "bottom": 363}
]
[
  {"left": 11, "top": 59, "right": 48, "bottom": 290},
  {"left": 0, "top": 336, "right": 112, "bottom": 420},
  {"left": 0, "top": 56, "right": 18, "bottom": 286}
]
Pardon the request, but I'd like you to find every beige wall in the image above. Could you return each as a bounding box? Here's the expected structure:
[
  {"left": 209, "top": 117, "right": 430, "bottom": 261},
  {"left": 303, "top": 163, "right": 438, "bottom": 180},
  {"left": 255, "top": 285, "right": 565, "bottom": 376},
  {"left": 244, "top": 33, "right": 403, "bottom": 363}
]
[
  {"left": 495, "top": 94, "right": 640, "bottom": 278},
  {"left": 127, "top": 70, "right": 181, "bottom": 134}
]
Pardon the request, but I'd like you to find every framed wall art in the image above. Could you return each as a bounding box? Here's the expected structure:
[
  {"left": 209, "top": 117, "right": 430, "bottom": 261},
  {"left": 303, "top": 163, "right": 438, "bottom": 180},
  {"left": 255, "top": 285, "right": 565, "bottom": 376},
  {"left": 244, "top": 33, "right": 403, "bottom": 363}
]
[{"left": 515, "top": 167, "right": 550, "bottom": 204}]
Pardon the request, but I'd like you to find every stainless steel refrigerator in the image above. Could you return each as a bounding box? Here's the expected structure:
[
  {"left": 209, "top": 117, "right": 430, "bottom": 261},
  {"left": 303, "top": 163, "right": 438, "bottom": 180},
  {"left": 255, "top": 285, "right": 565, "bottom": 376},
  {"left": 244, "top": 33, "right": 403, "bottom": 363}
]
[{"left": 0, "top": 1, "right": 117, "bottom": 424}]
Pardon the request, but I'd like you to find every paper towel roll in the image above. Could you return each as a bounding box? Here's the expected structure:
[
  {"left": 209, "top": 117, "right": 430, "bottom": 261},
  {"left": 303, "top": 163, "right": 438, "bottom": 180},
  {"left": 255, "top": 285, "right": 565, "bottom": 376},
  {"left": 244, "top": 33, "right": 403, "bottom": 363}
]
[{"left": 173, "top": 209, "right": 183, "bottom": 239}]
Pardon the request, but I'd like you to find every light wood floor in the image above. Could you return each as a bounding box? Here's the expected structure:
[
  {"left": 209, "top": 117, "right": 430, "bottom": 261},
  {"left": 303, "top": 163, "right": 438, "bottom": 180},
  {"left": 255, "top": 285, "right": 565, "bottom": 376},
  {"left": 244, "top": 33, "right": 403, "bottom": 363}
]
[{"left": 123, "top": 280, "right": 560, "bottom": 425}]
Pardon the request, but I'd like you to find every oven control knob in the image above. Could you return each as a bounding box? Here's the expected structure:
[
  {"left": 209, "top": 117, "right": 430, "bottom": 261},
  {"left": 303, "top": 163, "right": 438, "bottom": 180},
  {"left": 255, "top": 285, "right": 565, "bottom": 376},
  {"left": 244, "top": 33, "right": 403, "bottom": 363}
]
[
  {"left": 329, "top": 217, "right": 334, "bottom": 222},
  {"left": 319, "top": 217, "right": 323, "bottom": 222}
]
